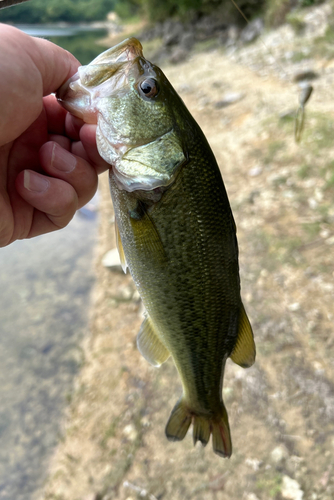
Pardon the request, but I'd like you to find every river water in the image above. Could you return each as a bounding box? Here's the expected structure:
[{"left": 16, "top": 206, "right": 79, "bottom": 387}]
[
  {"left": 0, "top": 203, "right": 98, "bottom": 500},
  {"left": 0, "top": 24, "right": 106, "bottom": 500}
]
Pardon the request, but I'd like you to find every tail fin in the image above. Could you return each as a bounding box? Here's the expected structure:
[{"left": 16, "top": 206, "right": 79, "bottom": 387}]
[
  {"left": 165, "top": 398, "right": 232, "bottom": 458},
  {"left": 210, "top": 405, "right": 232, "bottom": 458}
]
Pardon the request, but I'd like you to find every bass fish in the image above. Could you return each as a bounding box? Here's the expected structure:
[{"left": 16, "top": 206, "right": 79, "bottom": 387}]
[{"left": 57, "top": 38, "right": 255, "bottom": 457}]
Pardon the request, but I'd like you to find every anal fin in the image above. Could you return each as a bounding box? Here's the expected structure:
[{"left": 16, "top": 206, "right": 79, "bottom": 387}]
[
  {"left": 230, "top": 302, "right": 256, "bottom": 368},
  {"left": 115, "top": 219, "right": 127, "bottom": 273},
  {"left": 137, "top": 315, "right": 170, "bottom": 367}
]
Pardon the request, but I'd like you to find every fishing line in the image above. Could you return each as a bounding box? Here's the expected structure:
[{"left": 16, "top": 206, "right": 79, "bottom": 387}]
[{"left": 229, "top": 0, "right": 313, "bottom": 143}]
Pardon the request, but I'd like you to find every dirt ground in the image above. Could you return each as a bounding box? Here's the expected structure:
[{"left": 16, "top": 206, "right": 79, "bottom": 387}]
[{"left": 42, "top": 4, "right": 334, "bottom": 500}]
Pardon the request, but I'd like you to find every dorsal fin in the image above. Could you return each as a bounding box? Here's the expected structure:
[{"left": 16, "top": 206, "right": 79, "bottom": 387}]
[
  {"left": 137, "top": 315, "right": 170, "bottom": 367},
  {"left": 115, "top": 219, "right": 127, "bottom": 273},
  {"left": 230, "top": 303, "right": 256, "bottom": 368}
]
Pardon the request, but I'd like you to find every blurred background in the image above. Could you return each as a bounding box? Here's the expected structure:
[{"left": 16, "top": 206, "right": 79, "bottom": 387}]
[{"left": 1, "top": 1, "right": 334, "bottom": 500}]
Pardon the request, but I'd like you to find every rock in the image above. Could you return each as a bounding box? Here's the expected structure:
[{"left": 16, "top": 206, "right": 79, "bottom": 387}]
[
  {"left": 245, "top": 458, "right": 262, "bottom": 471},
  {"left": 102, "top": 248, "right": 122, "bottom": 272},
  {"left": 288, "top": 302, "right": 300, "bottom": 312},
  {"left": 162, "top": 20, "right": 184, "bottom": 46},
  {"left": 179, "top": 31, "right": 195, "bottom": 51},
  {"left": 123, "top": 424, "right": 138, "bottom": 442},
  {"left": 226, "top": 25, "right": 240, "bottom": 46},
  {"left": 240, "top": 18, "right": 264, "bottom": 44},
  {"left": 194, "top": 14, "right": 228, "bottom": 41},
  {"left": 248, "top": 166, "right": 263, "bottom": 177},
  {"left": 116, "top": 285, "right": 134, "bottom": 301},
  {"left": 303, "top": 3, "right": 332, "bottom": 37},
  {"left": 270, "top": 444, "right": 289, "bottom": 465},
  {"left": 214, "top": 92, "right": 244, "bottom": 108},
  {"left": 281, "top": 475, "right": 304, "bottom": 500},
  {"left": 169, "top": 46, "right": 189, "bottom": 65},
  {"left": 245, "top": 494, "right": 260, "bottom": 500}
]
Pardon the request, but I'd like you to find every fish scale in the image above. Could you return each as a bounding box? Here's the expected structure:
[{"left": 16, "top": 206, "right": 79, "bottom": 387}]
[{"left": 57, "top": 37, "right": 256, "bottom": 457}]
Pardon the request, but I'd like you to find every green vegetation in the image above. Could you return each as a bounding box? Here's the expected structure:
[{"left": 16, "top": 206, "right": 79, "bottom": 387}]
[
  {"left": 266, "top": 0, "right": 325, "bottom": 27},
  {"left": 0, "top": 0, "right": 115, "bottom": 23},
  {"left": 256, "top": 472, "right": 283, "bottom": 498},
  {"left": 0, "top": 0, "right": 327, "bottom": 25}
]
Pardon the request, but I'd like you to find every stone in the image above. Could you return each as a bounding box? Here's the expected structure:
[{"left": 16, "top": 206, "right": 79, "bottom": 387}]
[
  {"left": 288, "top": 303, "right": 300, "bottom": 312},
  {"left": 215, "top": 92, "right": 244, "bottom": 108},
  {"left": 169, "top": 46, "right": 189, "bottom": 65},
  {"left": 162, "top": 20, "right": 184, "bottom": 46},
  {"left": 270, "top": 444, "right": 289, "bottom": 465},
  {"left": 248, "top": 166, "right": 263, "bottom": 177},
  {"left": 102, "top": 248, "right": 122, "bottom": 272},
  {"left": 179, "top": 31, "right": 195, "bottom": 51},
  {"left": 240, "top": 18, "right": 264, "bottom": 44},
  {"left": 245, "top": 494, "right": 260, "bottom": 500},
  {"left": 282, "top": 475, "right": 304, "bottom": 500}
]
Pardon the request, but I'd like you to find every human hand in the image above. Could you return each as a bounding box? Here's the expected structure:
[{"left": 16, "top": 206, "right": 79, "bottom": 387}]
[{"left": 0, "top": 24, "right": 109, "bottom": 247}]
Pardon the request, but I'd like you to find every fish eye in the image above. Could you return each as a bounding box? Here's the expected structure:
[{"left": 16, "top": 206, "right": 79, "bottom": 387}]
[{"left": 138, "top": 78, "right": 159, "bottom": 99}]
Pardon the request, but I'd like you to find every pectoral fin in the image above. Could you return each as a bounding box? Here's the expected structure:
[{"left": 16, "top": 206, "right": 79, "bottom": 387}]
[
  {"left": 230, "top": 303, "right": 256, "bottom": 368},
  {"left": 115, "top": 220, "right": 128, "bottom": 273},
  {"left": 130, "top": 205, "right": 167, "bottom": 264},
  {"left": 137, "top": 315, "right": 170, "bottom": 367}
]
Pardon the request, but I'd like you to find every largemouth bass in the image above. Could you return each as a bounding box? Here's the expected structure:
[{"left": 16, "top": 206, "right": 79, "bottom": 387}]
[{"left": 57, "top": 38, "right": 256, "bottom": 457}]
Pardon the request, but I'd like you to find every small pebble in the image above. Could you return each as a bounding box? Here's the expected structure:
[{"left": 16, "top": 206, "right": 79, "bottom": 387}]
[
  {"left": 282, "top": 475, "right": 304, "bottom": 500},
  {"left": 102, "top": 248, "right": 123, "bottom": 272},
  {"left": 215, "top": 92, "right": 244, "bottom": 108}
]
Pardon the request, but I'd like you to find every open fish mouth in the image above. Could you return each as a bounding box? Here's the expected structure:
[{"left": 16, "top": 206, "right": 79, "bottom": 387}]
[{"left": 56, "top": 38, "right": 144, "bottom": 124}]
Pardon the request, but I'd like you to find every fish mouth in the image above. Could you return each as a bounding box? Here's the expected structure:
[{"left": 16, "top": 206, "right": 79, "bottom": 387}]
[{"left": 56, "top": 38, "right": 144, "bottom": 123}]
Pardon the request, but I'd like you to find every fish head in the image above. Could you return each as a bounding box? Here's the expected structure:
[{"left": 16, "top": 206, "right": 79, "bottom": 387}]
[{"left": 57, "top": 38, "right": 187, "bottom": 192}]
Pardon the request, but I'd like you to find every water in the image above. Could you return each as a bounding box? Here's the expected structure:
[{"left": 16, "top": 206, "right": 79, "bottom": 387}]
[
  {"left": 0, "top": 201, "right": 98, "bottom": 499},
  {"left": 18, "top": 23, "right": 110, "bottom": 65},
  {"left": 16, "top": 23, "right": 106, "bottom": 37}
]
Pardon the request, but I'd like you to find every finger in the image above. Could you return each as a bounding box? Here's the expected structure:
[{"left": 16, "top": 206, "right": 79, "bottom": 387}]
[
  {"left": 79, "top": 124, "right": 111, "bottom": 174},
  {"left": 15, "top": 170, "right": 78, "bottom": 232},
  {"left": 44, "top": 95, "right": 67, "bottom": 135},
  {"left": 31, "top": 36, "right": 80, "bottom": 95},
  {"left": 0, "top": 25, "right": 80, "bottom": 145},
  {"left": 65, "top": 112, "right": 85, "bottom": 141},
  {"left": 71, "top": 141, "right": 90, "bottom": 163},
  {"left": 39, "top": 142, "right": 98, "bottom": 208},
  {"left": 48, "top": 135, "right": 71, "bottom": 150}
]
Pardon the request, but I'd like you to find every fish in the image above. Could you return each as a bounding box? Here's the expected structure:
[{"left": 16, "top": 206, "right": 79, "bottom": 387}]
[{"left": 57, "top": 37, "right": 256, "bottom": 458}]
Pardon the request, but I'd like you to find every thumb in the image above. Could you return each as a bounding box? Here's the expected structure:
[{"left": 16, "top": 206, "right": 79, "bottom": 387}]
[
  {"left": 0, "top": 24, "right": 80, "bottom": 145},
  {"left": 30, "top": 35, "right": 80, "bottom": 96}
]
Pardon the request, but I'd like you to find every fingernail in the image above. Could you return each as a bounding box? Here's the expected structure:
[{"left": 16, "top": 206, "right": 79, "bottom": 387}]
[
  {"left": 24, "top": 170, "right": 50, "bottom": 193},
  {"left": 51, "top": 143, "right": 77, "bottom": 173}
]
